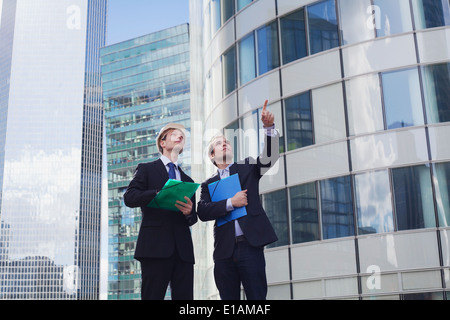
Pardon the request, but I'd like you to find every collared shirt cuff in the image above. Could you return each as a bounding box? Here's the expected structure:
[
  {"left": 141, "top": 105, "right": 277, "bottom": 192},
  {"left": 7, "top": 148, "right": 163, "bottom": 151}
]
[
  {"left": 226, "top": 198, "right": 234, "bottom": 212},
  {"left": 263, "top": 124, "right": 277, "bottom": 137}
]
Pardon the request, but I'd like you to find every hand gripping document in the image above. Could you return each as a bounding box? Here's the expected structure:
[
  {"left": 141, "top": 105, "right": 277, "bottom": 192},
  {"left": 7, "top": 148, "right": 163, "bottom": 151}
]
[
  {"left": 208, "top": 174, "right": 247, "bottom": 227},
  {"left": 147, "top": 179, "right": 200, "bottom": 212}
]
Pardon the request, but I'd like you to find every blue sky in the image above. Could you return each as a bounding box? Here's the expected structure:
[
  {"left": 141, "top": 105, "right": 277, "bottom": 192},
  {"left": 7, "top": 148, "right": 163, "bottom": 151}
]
[{"left": 107, "top": 0, "right": 190, "bottom": 45}]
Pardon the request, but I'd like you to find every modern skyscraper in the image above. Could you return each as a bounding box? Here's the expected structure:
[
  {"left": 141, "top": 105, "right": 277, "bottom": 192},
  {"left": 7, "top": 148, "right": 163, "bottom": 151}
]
[
  {"left": 190, "top": 0, "right": 450, "bottom": 300},
  {"left": 101, "top": 24, "right": 191, "bottom": 300},
  {"left": 0, "top": 0, "right": 107, "bottom": 300}
]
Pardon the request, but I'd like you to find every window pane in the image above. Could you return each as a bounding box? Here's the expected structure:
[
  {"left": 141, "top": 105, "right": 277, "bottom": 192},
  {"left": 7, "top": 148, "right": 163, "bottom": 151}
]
[
  {"left": 239, "top": 33, "right": 256, "bottom": 85},
  {"left": 280, "top": 8, "right": 307, "bottom": 64},
  {"left": 312, "top": 83, "right": 346, "bottom": 144},
  {"left": 422, "top": 62, "right": 450, "bottom": 124},
  {"left": 222, "top": 0, "right": 235, "bottom": 24},
  {"left": 256, "top": 21, "right": 280, "bottom": 75},
  {"left": 212, "top": 0, "right": 222, "bottom": 33},
  {"left": 308, "top": 0, "right": 339, "bottom": 54},
  {"left": 240, "top": 110, "right": 258, "bottom": 159},
  {"left": 354, "top": 170, "right": 394, "bottom": 235},
  {"left": 263, "top": 189, "right": 289, "bottom": 248},
  {"left": 284, "top": 92, "right": 313, "bottom": 151},
  {"left": 345, "top": 73, "right": 384, "bottom": 136},
  {"left": 320, "top": 176, "right": 355, "bottom": 240},
  {"left": 338, "top": 0, "right": 374, "bottom": 45},
  {"left": 290, "top": 183, "right": 320, "bottom": 244},
  {"left": 373, "top": 0, "right": 413, "bottom": 37},
  {"left": 382, "top": 68, "right": 424, "bottom": 130},
  {"left": 392, "top": 165, "right": 436, "bottom": 231},
  {"left": 433, "top": 162, "right": 450, "bottom": 227},
  {"left": 412, "top": 0, "right": 450, "bottom": 29},
  {"left": 237, "top": 0, "right": 252, "bottom": 11},
  {"left": 223, "top": 46, "right": 237, "bottom": 96}
]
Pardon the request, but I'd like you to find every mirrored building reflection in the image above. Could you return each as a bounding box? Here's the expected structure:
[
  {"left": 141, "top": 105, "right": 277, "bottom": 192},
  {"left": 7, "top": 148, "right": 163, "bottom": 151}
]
[
  {"left": 190, "top": 0, "right": 450, "bottom": 300},
  {"left": 101, "top": 24, "right": 191, "bottom": 300},
  {"left": 0, "top": 0, "right": 107, "bottom": 300}
]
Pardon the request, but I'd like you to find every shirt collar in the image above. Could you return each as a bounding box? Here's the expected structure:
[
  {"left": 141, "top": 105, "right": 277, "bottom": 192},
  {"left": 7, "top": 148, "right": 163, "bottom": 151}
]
[
  {"left": 218, "top": 163, "right": 233, "bottom": 176},
  {"left": 160, "top": 155, "right": 179, "bottom": 169}
]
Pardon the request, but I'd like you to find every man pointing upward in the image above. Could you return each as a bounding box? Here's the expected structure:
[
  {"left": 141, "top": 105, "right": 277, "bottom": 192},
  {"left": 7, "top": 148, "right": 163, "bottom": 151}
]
[{"left": 198, "top": 100, "right": 280, "bottom": 300}]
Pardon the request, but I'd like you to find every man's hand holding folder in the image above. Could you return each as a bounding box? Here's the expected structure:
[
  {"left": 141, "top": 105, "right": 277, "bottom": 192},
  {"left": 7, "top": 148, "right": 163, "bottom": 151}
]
[
  {"left": 148, "top": 179, "right": 200, "bottom": 213},
  {"left": 231, "top": 189, "right": 248, "bottom": 208},
  {"left": 208, "top": 174, "right": 247, "bottom": 227}
]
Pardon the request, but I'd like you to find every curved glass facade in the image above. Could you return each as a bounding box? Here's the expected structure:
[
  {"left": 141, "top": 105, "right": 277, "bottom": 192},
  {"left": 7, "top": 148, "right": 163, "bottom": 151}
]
[{"left": 191, "top": 0, "right": 450, "bottom": 299}]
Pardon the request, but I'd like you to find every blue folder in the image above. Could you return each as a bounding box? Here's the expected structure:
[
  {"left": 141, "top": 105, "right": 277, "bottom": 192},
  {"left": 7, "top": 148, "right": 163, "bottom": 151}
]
[{"left": 208, "top": 173, "right": 247, "bottom": 227}]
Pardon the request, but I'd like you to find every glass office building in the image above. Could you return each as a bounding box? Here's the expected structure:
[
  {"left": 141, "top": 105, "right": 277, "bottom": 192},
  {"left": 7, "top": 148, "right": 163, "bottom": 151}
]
[
  {"left": 190, "top": 0, "right": 450, "bottom": 299},
  {"left": 0, "top": 0, "right": 107, "bottom": 299},
  {"left": 101, "top": 24, "right": 191, "bottom": 300}
]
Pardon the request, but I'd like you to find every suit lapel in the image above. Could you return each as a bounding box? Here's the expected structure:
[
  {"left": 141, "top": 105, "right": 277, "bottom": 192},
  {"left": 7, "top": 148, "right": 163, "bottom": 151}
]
[
  {"left": 229, "top": 163, "right": 237, "bottom": 176},
  {"left": 154, "top": 159, "right": 169, "bottom": 182},
  {"left": 179, "top": 166, "right": 190, "bottom": 182}
]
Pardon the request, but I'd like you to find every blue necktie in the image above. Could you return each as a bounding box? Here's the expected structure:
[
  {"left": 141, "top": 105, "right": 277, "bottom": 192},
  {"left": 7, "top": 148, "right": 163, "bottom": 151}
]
[{"left": 168, "top": 162, "right": 176, "bottom": 180}]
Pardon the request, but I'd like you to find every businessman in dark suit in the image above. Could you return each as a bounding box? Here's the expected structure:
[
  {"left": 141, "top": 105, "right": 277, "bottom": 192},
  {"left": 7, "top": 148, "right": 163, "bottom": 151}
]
[
  {"left": 123, "top": 123, "right": 197, "bottom": 300},
  {"left": 198, "top": 101, "right": 280, "bottom": 300}
]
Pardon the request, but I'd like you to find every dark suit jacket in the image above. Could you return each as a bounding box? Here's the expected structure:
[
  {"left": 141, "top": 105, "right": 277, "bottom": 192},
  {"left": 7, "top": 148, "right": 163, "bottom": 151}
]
[
  {"left": 123, "top": 159, "right": 197, "bottom": 263},
  {"left": 197, "top": 132, "right": 280, "bottom": 261}
]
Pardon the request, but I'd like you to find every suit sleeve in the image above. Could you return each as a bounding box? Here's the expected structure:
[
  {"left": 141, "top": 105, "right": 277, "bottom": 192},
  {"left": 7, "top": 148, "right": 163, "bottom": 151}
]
[
  {"left": 184, "top": 193, "right": 198, "bottom": 227},
  {"left": 197, "top": 182, "right": 229, "bottom": 222},
  {"left": 123, "top": 163, "right": 159, "bottom": 208}
]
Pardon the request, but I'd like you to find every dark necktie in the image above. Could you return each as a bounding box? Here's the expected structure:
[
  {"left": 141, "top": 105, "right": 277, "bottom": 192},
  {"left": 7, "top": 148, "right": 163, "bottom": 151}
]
[{"left": 168, "top": 162, "right": 176, "bottom": 180}]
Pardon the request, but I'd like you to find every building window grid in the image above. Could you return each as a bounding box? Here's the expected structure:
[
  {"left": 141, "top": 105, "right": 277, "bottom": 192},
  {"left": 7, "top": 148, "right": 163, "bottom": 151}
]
[
  {"left": 215, "top": 0, "right": 450, "bottom": 100},
  {"left": 261, "top": 58, "right": 450, "bottom": 243}
]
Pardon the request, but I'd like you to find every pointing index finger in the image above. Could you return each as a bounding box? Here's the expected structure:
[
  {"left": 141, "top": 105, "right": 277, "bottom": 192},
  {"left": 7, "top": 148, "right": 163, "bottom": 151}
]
[{"left": 263, "top": 100, "right": 268, "bottom": 112}]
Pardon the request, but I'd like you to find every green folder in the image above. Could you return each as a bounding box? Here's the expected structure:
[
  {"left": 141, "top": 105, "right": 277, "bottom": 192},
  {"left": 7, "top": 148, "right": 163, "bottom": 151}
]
[{"left": 147, "top": 179, "right": 200, "bottom": 212}]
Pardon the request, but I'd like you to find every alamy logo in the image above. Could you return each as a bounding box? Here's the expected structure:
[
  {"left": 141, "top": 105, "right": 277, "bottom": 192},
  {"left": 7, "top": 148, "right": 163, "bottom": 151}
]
[
  {"left": 367, "top": 5, "right": 382, "bottom": 30},
  {"left": 67, "top": 5, "right": 81, "bottom": 30},
  {"left": 366, "top": 265, "right": 381, "bottom": 290},
  {"left": 63, "top": 265, "right": 79, "bottom": 295}
]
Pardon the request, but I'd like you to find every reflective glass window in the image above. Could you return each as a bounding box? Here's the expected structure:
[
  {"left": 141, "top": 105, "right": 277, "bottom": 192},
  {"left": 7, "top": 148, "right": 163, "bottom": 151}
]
[
  {"left": 338, "top": 0, "right": 374, "bottom": 45},
  {"left": 346, "top": 73, "right": 384, "bottom": 136},
  {"left": 382, "top": 68, "right": 424, "bottom": 130},
  {"left": 354, "top": 170, "right": 394, "bottom": 235},
  {"left": 256, "top": 21, "right": 280, "bottom": 75},
  {"left": 290, "top": 182, "right": 320, "bottom": 244},
  {"left": 320, "top": 176, "right": 355, "bottom": 239},
  {"left": 239, "top": 33, "right": 256, "bottom": 85},
  {"left": 223, "top": 45, "right": 237, "bottom": 96},
  {"left": 263, "top": 189, "right": 289, "bottom": 248},
  {"left": 284, "top": 92, "right": 313, "bottom": 151},
  {"left": 392, "top": 165, "right": 436, "bottom": 231},
  {"left": 412, "top": 0, "right": 450, "bottom": 29},
  {"left": 212, "top": 0, "right": 221, "bottom": 33},
  {"left": 422, "top": 62, "right": 450, "bottom": 124},
  {"left": 237, "top": 0, "right": 252, "bottom": 11},
  {"left": 312, "top": 83, "right": 346, "bottom": 144},
  {"left": 373, "top": 0, "right": 413, "bottom": 37},
  {"left": 222, "top": 0, "right": 235, "bottom": 24},
  {"left": 433, "top": 162, "right": 450, "bottom": 227},
  {"left": 240, "top": 110, "right": 259, "bottom": 159},
  {"left": 308, "top": 0, "right": 339, "bottom": 54},
  {"left": 280, "top": 8, "right": 307, "bottom": 64}
]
